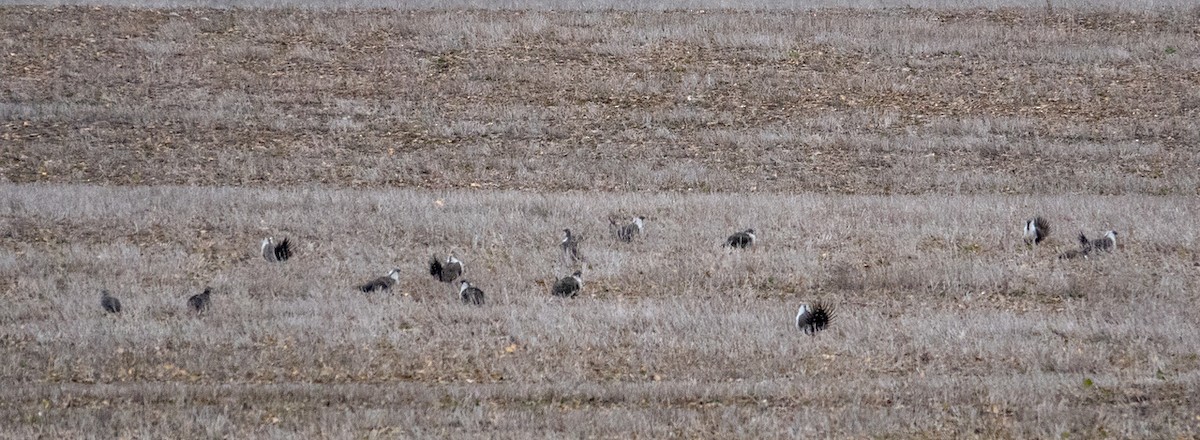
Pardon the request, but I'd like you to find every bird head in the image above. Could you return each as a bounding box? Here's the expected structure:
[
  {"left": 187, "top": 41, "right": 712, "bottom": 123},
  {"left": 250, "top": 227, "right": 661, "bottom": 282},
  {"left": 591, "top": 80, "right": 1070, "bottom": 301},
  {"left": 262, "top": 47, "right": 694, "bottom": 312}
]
[{"left": 388, "top": 268, "right": 402, "bottom": 280}]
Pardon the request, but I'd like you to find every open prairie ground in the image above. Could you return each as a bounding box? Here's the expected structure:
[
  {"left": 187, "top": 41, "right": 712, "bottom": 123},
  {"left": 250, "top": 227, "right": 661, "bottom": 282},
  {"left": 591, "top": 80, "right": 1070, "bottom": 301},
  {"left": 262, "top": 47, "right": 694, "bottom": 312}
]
[
  {"left": 2, "top": 4, "right": 1200, "bottom": 438},
  {"left": 4, "top": 185, "right": 1200, "bottom": 438},
  {"left": 2, "top": 6, "right": 1199, "bottom": 194}
]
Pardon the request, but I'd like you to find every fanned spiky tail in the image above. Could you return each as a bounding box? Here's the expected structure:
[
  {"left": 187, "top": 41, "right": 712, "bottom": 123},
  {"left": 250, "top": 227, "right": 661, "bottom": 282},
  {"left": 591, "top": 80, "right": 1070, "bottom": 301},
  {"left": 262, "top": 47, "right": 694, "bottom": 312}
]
[
  {"left": 429, "top": 255, "right": 443, "bottom": 278},
  {"left": 275, "top": 238, "right": 292, "bottom": 261},
  {"left": 1033, "top": 217, "right": 1050, "bottom": 239},
  {"left": 797, "top": 301, "right": 835, "bottom": 335},
  {"left": 808, "top": 302, "right": 834, "bottom": 334}
]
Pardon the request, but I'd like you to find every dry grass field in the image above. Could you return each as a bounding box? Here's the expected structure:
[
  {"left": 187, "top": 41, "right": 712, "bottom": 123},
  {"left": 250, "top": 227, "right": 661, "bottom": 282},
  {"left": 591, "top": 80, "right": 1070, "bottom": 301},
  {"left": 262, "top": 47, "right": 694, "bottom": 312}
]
[
  {"left": 2, "top": 6, "right": 1199, "bottom": 194},
  {"left": 2, "top": 3, "right": 1200, "bottom": 438},
  {"left": 3, "top": 185, "right": 1200, "bottom": 438}
]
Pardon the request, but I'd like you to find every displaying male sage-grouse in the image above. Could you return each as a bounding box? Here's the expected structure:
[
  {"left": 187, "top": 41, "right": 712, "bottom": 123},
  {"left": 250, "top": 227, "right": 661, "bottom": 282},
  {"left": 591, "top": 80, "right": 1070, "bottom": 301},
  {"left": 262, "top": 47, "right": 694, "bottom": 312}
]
[
  {"left": 429, "top": 254, "right": 464, "bottom": 283},
  {"left": 560, "top": 228, "right": 581, "bottom": 264},
  {"left": 100, "top": 290, "right": 122, "bottom": 314},
  {"left": 552, "top": 271, "right": 583, "bottom": 298},
  {"left": 458, "top": 280, "right": 486, "bottom": 306},
  {"left": 261, "top": 237, "right": 292, "bottom": 262},
  {"left": 1023, "top": 217, "right": 1050, "bottom": 246},
  {"left": 1058, "top": 230, "right": 1118, "bottom": 259},
  {"left": 725, "top": 228, "right": 756, "bottom": 248},
  {"left": 188, "top": 288, "right": 212, "bottom": 314},
  {"left": 360, "top": 268, "right": 402, "bottom": 293},
  {"left": 796, "top": 301, "right": 834, "bottom": 336},
  {"left": 613, "top": 216, "right": 645, "bottom": 242}
]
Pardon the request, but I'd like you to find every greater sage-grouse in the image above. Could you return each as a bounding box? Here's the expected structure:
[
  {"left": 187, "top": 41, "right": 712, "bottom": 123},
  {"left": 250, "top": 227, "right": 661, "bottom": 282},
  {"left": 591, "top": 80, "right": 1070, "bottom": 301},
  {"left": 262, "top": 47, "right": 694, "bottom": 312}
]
[
  {"left": 1085, "top": 230, "right": 1118, "bottom": 253},
  {"left": 188, "top": 288, "right": 212, "bottom": 314},
  {"left": 1059, "top": 230, "right": 1118, "bottom": 259},
  {"left": 552, "top": 271, "right": 583, "bottom": 298},
  {"left": 1023, "top": 217, "right": 1050, "bottom": 246},
  {"left": 561, "top": 228, "right": 581, "bottom": 264},
  {"left": 430, "top": 254, "right": 464, "bottom": 283},
  {"left": 796, "top": 301, "right": 834, "bottom": 335},
  {"left": 459, "top": 280, "right": 486, "bottom": 306},
  {"left": 614, "top": 216, "right": 645, "bottom": 242},
  {"left": 261, "top": 237, "right": 292, "bottom": 262},
  {"left": 100, "top": 290, "right": 122, "bottom": 314},
  {"left": 725, "top": 228, "right": 756, "bottom": 248},
  {"left": 360, "top": 268, "right": 401, "bottom": 293}
]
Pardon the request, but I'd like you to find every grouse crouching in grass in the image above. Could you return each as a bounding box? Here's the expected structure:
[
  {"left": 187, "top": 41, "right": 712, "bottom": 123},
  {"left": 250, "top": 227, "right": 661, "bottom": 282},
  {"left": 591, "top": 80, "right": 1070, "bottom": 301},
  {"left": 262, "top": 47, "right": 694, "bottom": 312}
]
[
  {"left": 360, "top": 268, "right": 402, "bottom": 293},
  {"left": 188, "top": 288, "right": 212, "bottom": 314},
  {"left": 613, "top": 216, "right": 645, "bottom": 243},
  {"left": 430, "top": 254, "right": 464, "bottom": 283},
  {"left": 100, "top": 290, "right": 122, "bottom": 314},
  {"left": 725, "top": 229, "right": 756, "bottom": 248},
  {"left": 459, "top": 280, "right": 486, "bottom": 306},
  {"left": 261, "top": 237, "right": 292, "bottom": 262},
  {"left": 1023, "top": 217, "right": 1050, "bottom": 246},
  {"left": 552, "top": 271, "right": 583, "bottom": 298},
  {"left": 796, "top": 301, "right": 834, "bottom": 336}
]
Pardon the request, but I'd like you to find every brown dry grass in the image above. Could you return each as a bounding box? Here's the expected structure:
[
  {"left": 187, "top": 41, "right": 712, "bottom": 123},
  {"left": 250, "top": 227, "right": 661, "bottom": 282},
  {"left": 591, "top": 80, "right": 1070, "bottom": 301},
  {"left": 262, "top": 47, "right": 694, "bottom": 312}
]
[
  {"left": 2, "top": 184, "right": 1200, "bottom": 437},
  {"left": 3, "top": 3, "right": 1200, "bottom": 438},
  {"left": 2, "top": 6, "right": 1199, "bottom": 194}
]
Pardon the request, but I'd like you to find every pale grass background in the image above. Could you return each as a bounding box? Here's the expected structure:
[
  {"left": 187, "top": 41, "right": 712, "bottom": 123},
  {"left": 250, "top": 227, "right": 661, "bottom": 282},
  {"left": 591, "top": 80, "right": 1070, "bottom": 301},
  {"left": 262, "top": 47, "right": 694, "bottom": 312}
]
[
  {"left": 2, "top": 184, "right": 1198, "bottom": 437},
  {"left": 2, "top": 7, "right": 1197, "bottom": 194},
  {"left": 2, "top": 2, "right": 1199, "bottom": 437},
  {"left": 1, "top": 0, "right": 1196, "bottom": 9}
]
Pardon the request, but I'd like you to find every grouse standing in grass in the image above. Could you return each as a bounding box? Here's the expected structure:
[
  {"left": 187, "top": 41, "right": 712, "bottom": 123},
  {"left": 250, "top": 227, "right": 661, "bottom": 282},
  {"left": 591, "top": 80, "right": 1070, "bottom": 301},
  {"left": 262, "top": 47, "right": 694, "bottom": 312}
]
[
  {"left": 188, "top": 288, "right": 212, "bottom": 314},
  {"left": 100, "top": 290, "right": 122, "bottom": 314},
  {"left": 360, "top": 268, "right": 402, "bottom": 293},
  {"left": 552, "top": 271, "right": 583, "bottom": 298},
  {"left": 613, "top": 216, "right": 645, "bottom": 243},
  {"left": 796, "top": 301, "right": 834, "bottom": 335},
  {"left": 1022, "top": 217, "right": 1050, "bottom": 246},
  {"left": 261, "top": 237, "right": 292, "bottom": 262},
  {"left": 430, "top": 254, "right": 464, "bottom": 283},
  {"left": 560, "top": 228, "right": 581, "bottom": 264},
  {"left": 725, "top": 228, "right": 756, "bottom": 248},
  {"left": 459, "top": 280, "right": 486, "bottom": 306}
]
